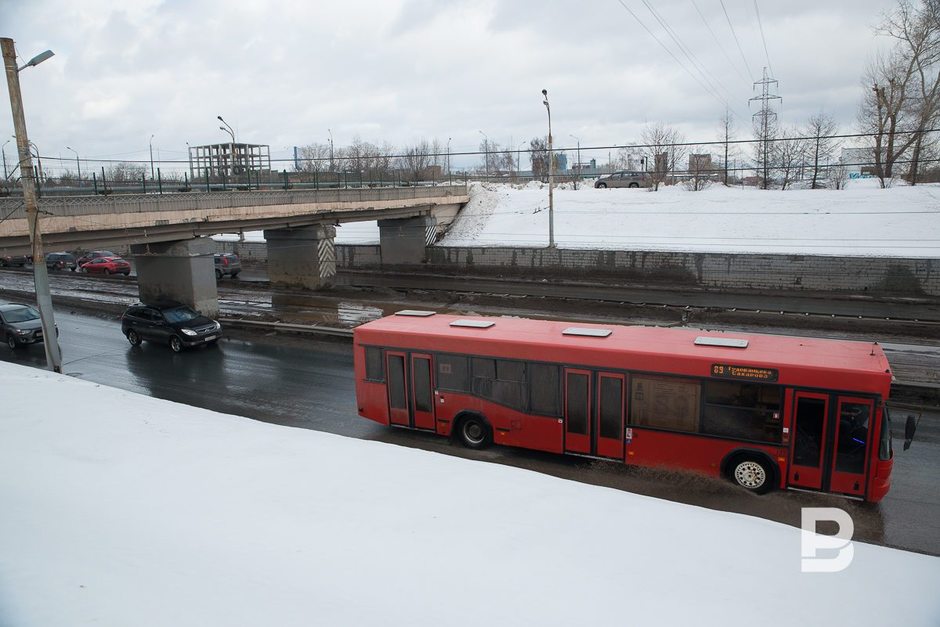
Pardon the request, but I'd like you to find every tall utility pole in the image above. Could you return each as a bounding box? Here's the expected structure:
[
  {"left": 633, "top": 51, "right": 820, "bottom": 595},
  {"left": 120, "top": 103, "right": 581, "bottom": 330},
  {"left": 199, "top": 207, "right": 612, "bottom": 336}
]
[
  {"left": 749, "top": 67, "right": 781, "bottom": 189},
  {"left": 328, "top": 128, "right": 334, "bottom": 172},
  {"left": 148, "top": 134, "right": 155, "bottom": 180},
  {"left": 2, "top": 38, "right": 62, "bottom": 373},
  {"left": 541, "top": 89, "right": 555, "bottom": 248}
]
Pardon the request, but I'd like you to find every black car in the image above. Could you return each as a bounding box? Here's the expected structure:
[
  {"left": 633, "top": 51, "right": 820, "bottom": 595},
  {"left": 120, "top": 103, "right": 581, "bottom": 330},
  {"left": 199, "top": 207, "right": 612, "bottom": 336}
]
[
  {"left": 0, "top": 254, "right": 29, "bottom": 267},
  {"left": 121, "top": 301, "right": 222, "bottom": 352},
  {"left": 46, "top": 252, "right": 77, "bottom": 271},
  {"left": 1, "top": 303, "right": 47, "bottom": 349}
]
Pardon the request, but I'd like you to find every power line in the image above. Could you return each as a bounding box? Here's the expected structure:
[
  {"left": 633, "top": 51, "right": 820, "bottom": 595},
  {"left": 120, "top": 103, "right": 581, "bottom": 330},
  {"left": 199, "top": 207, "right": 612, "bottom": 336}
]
[
  {"left": 615, "top": 0, "right": 732, "bottom": 111},
  {"left": 690, "top": 0, "right": 749, "bottom": 83},
  {"left": 719, "top": 0, "right": 754, "bottom": 81},
  {"left": 753, "top": 0, "right": 775, "bottom": 78},
  {"left": 640, "top": 0, "right": 739, "bottom": 115}
]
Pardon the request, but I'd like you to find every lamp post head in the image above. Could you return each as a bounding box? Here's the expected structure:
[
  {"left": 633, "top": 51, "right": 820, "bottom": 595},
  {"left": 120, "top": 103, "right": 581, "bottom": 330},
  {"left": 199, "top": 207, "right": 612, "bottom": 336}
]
[
  {"left": 541, "top": 88, "right": 547, "bottom": 97},
  {"left": 19, "top": 49, "right": 54, "bottom": 72},
  {"left": 217, "top": 115, "right": 224, "bottom": 122}
]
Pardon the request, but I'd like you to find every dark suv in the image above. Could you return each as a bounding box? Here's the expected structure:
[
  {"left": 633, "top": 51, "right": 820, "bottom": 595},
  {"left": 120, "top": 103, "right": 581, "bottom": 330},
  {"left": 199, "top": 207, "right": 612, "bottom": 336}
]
[
  {"left": 121, "top": 301, "right": 222, "bottom": 352},
  {"left": 214, "top": 253, "right": 241, "bottom": 279},
  {"left": 1, "top": 303, "right": 50, "bottom": 350},
  {"left": 46, "top": 252, "right": 77, "bottom": 271}
]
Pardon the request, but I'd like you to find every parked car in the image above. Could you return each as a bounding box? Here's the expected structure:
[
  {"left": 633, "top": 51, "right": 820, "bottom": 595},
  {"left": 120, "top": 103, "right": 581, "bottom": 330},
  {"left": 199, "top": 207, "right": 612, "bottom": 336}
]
[
  {"left": 594, "top": 171, "right": 650, "bottom": 189},
  {"left": 0, "top": 303, "right": 54, "bottom": 350},
  {"left": 75, "top": 250, "right": 119, "bottom": 267},
  {"left": 214, "top": 253, "right": 242, "bottom": 279},
  {"left": 80, "top": 256, "right": 131, "bottom": 276},
  {"left": 46, "top": 252, "right": 77, "bottom": 271},
  {"left": 0, "top": 254, "right": 30, "bottom": 267},
  {"left": 121, "top": 301, "right": 222, "bottom": 352}
]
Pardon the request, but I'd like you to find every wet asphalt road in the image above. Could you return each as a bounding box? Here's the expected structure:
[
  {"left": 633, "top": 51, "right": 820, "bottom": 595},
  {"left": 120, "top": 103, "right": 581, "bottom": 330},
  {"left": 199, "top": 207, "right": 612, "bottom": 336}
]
[{"left": 2, "top": 309, "right": 938, "bottom": 557}]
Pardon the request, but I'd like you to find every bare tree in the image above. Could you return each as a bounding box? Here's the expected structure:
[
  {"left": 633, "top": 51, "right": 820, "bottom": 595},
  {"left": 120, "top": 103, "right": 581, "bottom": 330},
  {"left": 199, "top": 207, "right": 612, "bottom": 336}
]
[
  {"left": 879, "top": 0, "right": 940, "bottom": 184},
  {"left": 830, "top": 162, "right": 850, "bottom": 189},
  {"left": 717, "top": 109, "right": 736, "bottom": 185},
  {"left": 397, "top": 140, "right": 432, "bottom": 182},
  {"left": 641, "top": 122, "right": 687, "bottom": 191},
  {"left": 105, "top": 162, "right": 146, "bottom": 183},
  {"left": 297, "top": 143, "right": 331, "bottom": 173},
  {"left": 685, "top": 150, "right": 713, "bottom": 191},
  {"left": 775, "top": 128, "right": 807, "bottom": 190},
  {"left": 804, "top": 113, "right": 839, "bottom": 189},
  {"left": 530, "top": 137, "right": 549, "bottom": 181}
]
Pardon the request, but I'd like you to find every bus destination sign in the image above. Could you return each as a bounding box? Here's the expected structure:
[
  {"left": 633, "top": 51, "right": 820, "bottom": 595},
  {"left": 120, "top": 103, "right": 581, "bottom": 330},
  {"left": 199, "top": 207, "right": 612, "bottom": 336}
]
[{"left": 711, "top": 363, "right": 779, "bottom": 382}]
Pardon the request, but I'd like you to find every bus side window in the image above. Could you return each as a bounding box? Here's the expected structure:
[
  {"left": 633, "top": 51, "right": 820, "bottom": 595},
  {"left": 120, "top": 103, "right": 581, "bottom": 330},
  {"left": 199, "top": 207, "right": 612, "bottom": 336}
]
[
  {"left": 437, "top": 354, "right": 470, "bottom": 391},
  {"left": 365, "top": 347, "right": 385, "bottom": 381},
  {"left": 528, "top": 363, "right": 561, "bottom": 416}
]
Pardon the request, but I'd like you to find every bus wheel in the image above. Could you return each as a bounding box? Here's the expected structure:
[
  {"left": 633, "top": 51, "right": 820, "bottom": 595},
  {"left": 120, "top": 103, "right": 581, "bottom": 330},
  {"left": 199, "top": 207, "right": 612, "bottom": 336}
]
[
  {"left": 730, "top": 456, "right": 773, "bottom": 494},
  {"left": 457, "top": 414, "right": 492, "bottom": 450}
]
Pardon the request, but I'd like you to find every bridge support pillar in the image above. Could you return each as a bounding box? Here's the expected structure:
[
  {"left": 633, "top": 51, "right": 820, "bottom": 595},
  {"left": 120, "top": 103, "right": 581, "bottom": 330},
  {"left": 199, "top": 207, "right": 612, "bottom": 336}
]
[
  {"left": 131, "top": 238, "right": 219, "bottom": 317},
  {"left": 264, "top": 225, "right": 336, "bottom": 290},
  {"left": 378, "top": 215, "right": 436, "bottom": 265}
]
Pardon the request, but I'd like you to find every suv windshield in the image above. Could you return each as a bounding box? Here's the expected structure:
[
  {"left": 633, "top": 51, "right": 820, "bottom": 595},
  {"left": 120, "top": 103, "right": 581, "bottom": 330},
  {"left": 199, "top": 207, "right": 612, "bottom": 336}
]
[
  {"left": 4, "top": 306, "right": 40, "bottom": 323},
  {"left": 162, "top": 306, "right": 200, "bottom": 324}
]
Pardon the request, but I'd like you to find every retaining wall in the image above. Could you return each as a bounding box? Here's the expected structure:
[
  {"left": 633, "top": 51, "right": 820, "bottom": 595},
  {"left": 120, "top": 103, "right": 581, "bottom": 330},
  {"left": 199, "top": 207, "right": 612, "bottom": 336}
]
[{"left": 216, "top": 240, "right": 940, "bottom": 297}]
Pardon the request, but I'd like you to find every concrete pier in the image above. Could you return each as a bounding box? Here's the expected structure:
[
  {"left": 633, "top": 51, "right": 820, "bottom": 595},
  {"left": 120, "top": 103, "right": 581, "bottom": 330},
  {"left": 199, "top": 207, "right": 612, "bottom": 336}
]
[
  {"left": 264, "top": 225, "right": 336, "bottom": 290},
  {"left": 131, "top": 238, "right": 219, "bottom": 316},
  {"left": 377, "top": 216, "right": 436, "bottom": 265}
]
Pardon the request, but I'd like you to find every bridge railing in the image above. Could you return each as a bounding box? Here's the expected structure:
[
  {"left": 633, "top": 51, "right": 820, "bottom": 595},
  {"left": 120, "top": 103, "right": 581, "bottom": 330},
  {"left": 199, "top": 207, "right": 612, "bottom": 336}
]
[{"left": 0, "top": 184, "right": 469, "bottom": 220}]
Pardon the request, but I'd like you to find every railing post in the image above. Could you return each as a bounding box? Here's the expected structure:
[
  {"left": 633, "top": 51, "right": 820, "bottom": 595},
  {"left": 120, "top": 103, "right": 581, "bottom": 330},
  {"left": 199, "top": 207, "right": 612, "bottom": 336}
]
[
  {"left": 315, "top": 170, "right": 319, "bottom": 190},
  {"left": 222, "top": 172, "right": 227, "bottom": 191},
  {"left": 205, "top": 169, "right": 210, "bottom": 192},
  {"left": 142, "top": 173, "right": 147, "bottom": 194},
  {"left": 283, "top": 169, "right": 289, "bottom": 190},
  {"left": 92, "top": 171, "right": 98, "bottom": 195},
  {"left": 157, "top": 167, "right": 163, "bottom": 194}
]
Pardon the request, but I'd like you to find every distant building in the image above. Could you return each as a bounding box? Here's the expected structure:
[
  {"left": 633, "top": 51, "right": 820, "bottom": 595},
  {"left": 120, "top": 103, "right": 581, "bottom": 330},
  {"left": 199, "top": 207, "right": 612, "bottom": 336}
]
[
  {"left": 841, "top": 147, "right": 875, "bottom": 176},
  {"left": 189, "top": 143, "right": 272, "bottom": 179},
  {"left": 688, "top": 153, "right": 713, "bottom": 172}
]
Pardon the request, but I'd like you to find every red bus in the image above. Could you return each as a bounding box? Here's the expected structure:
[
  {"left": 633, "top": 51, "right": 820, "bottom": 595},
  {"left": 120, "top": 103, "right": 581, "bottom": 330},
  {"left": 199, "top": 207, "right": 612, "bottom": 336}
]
[{"left": 354, "top": 311, "right": 896, "bottom": 502}]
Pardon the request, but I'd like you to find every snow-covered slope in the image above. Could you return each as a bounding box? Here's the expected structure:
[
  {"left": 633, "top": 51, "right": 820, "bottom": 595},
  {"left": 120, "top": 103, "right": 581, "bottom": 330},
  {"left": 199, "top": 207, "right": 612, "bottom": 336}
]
[{"left": 1, "top": 362, "right": 938, "bottom": 626}]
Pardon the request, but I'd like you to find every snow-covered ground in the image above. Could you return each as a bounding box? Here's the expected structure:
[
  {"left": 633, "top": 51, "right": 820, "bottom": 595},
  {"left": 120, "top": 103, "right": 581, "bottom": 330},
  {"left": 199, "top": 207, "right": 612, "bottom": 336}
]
[
  {"left": 216, "top": 179, "right": 940, "bottom": 257},
  {"left": 2, "top": 361, "right": 938, "bottom": 626}
]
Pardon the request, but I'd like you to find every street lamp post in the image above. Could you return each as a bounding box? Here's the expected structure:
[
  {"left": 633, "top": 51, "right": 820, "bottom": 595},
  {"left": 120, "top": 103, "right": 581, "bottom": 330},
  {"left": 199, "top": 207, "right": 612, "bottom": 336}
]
[
  {"left": 148, "top": 134, "right": 155, "bottom": 180},
  {"left": 1, "top": 38, "right": 61, "bottom": 372},
  {"left": 569, "top": 134, "right": 581, "bottom": 190},
  {"left": 542, "top": 89, "right": 555, "bottom": 248},
  {"left": 1, "top": 138, "right": 9, "bottom": 180},
  {"left": 218, "top": 115, "right": 235, "bottom": 176},
  {"left": 65, "top": 145, "right": 81, "bottom": 187},
  {"left": 328, "top": 128, "right": 334, "bottom": 172},
  {"left": 478, "top": 130, "right": 489, "bottom": 176}
]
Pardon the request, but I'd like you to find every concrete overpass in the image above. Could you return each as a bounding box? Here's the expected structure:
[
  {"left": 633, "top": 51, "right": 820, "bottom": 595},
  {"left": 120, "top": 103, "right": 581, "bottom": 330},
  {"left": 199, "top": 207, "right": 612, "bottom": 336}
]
[{"left": 0, "top": 185, "right": 468, "bottom": 315}]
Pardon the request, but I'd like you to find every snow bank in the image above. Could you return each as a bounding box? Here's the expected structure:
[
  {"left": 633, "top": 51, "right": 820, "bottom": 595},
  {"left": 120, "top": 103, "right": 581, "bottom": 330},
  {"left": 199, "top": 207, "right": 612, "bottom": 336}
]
[
  {"left": 1, "top": 362, "right": 938, "bottom": 626},
  {"left": 214, "top": 181, "right": 940, "bottom": 257}
]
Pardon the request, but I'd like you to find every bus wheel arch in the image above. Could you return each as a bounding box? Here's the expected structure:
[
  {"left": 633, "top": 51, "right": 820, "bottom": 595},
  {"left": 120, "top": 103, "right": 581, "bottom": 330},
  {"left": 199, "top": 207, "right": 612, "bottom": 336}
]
[
  {"left": 453, "top": 412, "right": 493, "bottom": 450},
  {"left": 722, "top": 449, "right": 778, "bottom": 495}
]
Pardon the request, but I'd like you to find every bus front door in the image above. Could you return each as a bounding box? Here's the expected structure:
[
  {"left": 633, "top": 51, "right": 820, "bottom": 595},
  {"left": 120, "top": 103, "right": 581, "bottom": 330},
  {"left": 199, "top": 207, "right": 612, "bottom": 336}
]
[{"left": 828, "top": 397, "right": 874, "bottom": 497}]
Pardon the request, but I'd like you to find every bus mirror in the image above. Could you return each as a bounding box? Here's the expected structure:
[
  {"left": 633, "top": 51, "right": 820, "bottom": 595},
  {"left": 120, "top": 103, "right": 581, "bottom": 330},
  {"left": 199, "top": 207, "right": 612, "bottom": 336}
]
[{"left": 903, "top": 415, "right": 917, "bottom": 451}]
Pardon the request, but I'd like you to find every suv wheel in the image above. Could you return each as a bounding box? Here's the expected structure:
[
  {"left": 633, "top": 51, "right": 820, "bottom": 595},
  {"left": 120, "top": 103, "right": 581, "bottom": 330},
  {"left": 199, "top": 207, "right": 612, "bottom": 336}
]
[
  {"left": 126, "top": 329, "right": 142, "bottom": 346},
  {"left": 169, "top": 335, "right": 183, "bottom": 353},
  {"left": 6, "top": 334, "right": 18, "bottom": 350},
  {"left": 628, "top": 182, "right": 639, "bottom": 188},
  {"left": 596, "top": 182, "right": 607, "bottom": 188}
]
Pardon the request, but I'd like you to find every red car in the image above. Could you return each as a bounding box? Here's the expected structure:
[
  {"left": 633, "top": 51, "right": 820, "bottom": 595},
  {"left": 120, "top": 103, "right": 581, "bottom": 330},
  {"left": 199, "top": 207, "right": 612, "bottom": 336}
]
[{"left": 80, "top": 256, "right": 131, "bottom": 276}]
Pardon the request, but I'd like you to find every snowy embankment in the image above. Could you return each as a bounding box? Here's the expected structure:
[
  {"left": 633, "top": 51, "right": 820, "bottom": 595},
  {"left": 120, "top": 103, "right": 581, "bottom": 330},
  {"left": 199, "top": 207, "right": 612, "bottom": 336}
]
[
  {"left": 216, "top": 180, "right": 940, "bottom": 257},
  {"left": 1, "top": 362, "right": 938, "bottom": 626}
]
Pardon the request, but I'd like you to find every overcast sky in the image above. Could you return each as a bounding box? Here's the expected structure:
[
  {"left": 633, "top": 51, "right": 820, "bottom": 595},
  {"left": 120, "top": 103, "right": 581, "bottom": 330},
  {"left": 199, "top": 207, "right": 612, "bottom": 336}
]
[{"left": 2, "top": 0, "right": 899, "bottom": 170}]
